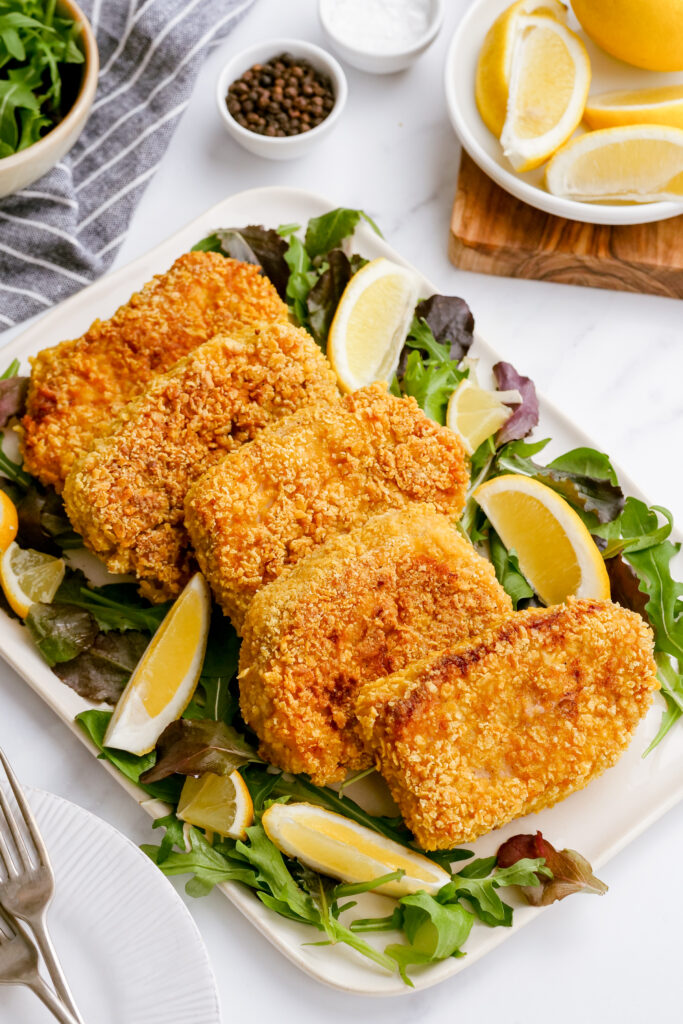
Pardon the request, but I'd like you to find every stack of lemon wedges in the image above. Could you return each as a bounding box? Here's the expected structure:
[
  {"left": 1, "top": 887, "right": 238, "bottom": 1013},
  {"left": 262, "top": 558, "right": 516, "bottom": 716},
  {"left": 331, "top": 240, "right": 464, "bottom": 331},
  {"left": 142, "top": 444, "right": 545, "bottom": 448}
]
[{"left": 476, "top": 0, "right": 683, "bottom": 203}]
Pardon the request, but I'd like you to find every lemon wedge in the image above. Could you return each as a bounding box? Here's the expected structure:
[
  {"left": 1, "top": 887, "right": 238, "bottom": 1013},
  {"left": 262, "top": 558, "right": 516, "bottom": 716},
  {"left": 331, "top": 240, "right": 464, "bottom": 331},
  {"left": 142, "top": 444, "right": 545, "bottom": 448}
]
[
  {"left": 327, "top": 257, "right": 420, "bottom": 394},
  {"left": 500, "top": 15, "right": 590, "bottom": 171},
  {"left": 178, "top": 770, "right": 254, "bottom": 840},
  {"left": 0, "top": 491, "right": 18, "bottom": 554},
  {"left": 546, "top": 125, "right": 683, "bottom": 203},
  {"left": 261, "top": 802, "right": 449, "bottom": 898},
  {"left": 104, "top": 573, "right": 211, "bottom": 754},
  {"left": 572, "top": 0, "right": 683, "bottom": 73},
  {"left": 473, "top": 474, "right": 610, "bottom": 606},
  {"left": 0, "top": 542, "right": 65, "bottom": 618},
  {"left": 585, "top": 86, "right": 683, "bottom": 132},
  {"left": 446, "top": 379, "right": 518, "bottom": 455},
  {"left": 476, "top": 0, "right": 568, "bottom": 138}
]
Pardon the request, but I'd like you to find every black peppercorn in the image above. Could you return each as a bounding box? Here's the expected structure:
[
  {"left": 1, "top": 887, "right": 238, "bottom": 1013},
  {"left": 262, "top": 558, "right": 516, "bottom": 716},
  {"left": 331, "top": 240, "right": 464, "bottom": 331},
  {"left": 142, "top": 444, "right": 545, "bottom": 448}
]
[{"left": 226, "top": 52, "right": 336, "bottom": 138}]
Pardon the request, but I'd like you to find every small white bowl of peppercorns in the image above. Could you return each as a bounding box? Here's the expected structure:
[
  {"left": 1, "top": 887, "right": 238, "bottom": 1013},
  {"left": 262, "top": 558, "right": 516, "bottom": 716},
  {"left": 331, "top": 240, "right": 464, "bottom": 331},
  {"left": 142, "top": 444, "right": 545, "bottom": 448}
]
[{"left": 217, "top": 38, "right": 347, "bottom": 160}]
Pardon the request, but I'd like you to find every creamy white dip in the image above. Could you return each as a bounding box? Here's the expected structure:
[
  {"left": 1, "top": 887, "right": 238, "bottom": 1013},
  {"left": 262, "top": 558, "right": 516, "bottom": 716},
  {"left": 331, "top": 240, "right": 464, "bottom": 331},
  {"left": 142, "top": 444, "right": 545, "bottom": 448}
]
[{"left": 321, "top": 0, "right": 433, "bottom": 55}]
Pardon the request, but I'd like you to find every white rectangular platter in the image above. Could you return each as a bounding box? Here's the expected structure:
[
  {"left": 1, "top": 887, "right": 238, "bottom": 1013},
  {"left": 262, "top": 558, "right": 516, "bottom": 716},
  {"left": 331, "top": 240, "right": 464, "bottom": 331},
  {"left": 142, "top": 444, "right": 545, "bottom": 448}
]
[{"left": 1, "top": 186, "right": 682, "bottom": 996}]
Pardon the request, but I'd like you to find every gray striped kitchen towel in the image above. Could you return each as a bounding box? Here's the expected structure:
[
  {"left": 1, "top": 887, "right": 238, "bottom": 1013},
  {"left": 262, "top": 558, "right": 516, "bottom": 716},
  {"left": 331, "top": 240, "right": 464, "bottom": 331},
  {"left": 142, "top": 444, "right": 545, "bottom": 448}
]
[{"left": 0, "top": 0, "right": 256, "bottom": 331}]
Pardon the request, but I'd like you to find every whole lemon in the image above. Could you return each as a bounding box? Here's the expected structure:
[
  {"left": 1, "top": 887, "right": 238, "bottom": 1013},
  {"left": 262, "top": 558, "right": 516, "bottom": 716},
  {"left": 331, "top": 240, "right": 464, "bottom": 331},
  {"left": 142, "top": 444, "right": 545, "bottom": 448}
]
[{"left": 572, "top": 0, "right": 683, "bottom": 71}]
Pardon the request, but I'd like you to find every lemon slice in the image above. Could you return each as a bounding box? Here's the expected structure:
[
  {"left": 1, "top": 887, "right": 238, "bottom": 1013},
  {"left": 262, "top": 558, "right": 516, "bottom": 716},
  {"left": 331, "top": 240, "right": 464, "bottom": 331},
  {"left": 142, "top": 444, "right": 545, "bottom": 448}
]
[
  {"left": 104, "top": 573, "right": 211, "bottom": 754},
  {"left": 546, "top": 125, "right": 683, "bottom": 203},
  {"left": 500, "top": 15, "right": 591, "bottom": 172},
  {"left": 0, "top": 542, "right": 65, "bottom": 618},
  {"left": 178, "top": 770, "right": 254, "bottom": 840},
  {"left": 327, "top": 258, "right": 420, "bottom": 394},
  {"left": 473, "top": 474, "right": 610, "bottom": 606},
  {"left": 446, "top": 379, "right": 520, "bottom": 455},
  {"left": 0, "top": 491, "right": 18, "bottom": 554},
  {"left": 585, "top": 86, "right": 683, "bottom": 131},
  {"left": 476, "top": 0, "right": 568, "bottom": 138},
  {"left": 262, "top": 802, "right": 450, "bottom": 898}
]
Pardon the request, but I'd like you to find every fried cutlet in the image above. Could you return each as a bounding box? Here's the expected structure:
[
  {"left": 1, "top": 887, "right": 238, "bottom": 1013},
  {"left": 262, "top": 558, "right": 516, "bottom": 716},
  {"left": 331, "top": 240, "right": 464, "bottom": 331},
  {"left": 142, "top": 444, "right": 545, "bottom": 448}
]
[
  {"left": 21, "top": 252, "right": 289, "bottom": 491},
  {"left": 355, "top": 599, "right": 658, "bottom": 850},
  {"left": 62, "top": 321, "right": 339, "bottom": 603},
  {"left": 185, "top": 383, "right": 470, "bottom": 631},
  {"left": 239, "top": 507, "right": 512, "bottom": 785}
]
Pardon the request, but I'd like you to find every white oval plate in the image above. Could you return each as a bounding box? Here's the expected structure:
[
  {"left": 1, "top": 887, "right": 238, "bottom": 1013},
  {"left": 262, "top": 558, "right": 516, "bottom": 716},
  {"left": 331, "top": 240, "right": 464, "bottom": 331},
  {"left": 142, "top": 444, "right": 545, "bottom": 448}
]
[
  {"left": 444, "top": 0, "right": 683, "bottom": 225},
  {"left": 0, "top": 186, "right": 682, "bottom": 996},
  {"left": 0, "top": 787, "right": 220, "bottom": 1024}
]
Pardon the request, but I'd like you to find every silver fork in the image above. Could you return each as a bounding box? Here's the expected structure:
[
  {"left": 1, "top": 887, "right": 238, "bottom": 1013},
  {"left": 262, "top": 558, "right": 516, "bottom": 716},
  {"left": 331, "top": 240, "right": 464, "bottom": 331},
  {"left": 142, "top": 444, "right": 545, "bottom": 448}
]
[
  {"left": 0, "top": 908, "right": 78, "bottom": 1024},
  {"left": 0, "top": 749, "right": 84, "bottom": 1024}
]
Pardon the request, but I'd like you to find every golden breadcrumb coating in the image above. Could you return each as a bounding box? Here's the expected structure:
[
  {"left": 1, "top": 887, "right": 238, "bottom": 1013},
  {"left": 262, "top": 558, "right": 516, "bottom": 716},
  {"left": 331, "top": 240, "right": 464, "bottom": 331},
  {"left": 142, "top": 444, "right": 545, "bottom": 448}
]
[
  {"left": 239, "top": 507, "right": 512, "bottom": 784},
  {"left": 356, "top": 599, "right": 658, "bottom": 850},
  {"left": 185, "top": 383, "right": 470, "bottom": 631},
  {"left": 21, "top": 252, "right": 289, "bottom": 491},
  {"left": 62, "top": 322, "right": 339, "bottom": 603}
]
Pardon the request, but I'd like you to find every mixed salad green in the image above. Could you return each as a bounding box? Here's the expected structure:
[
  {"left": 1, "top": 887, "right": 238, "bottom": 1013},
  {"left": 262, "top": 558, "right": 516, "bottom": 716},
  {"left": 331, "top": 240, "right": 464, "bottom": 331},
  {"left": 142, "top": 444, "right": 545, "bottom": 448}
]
[
  {"left": 0, "top": 207, "right": 681, "bottom": 983},
  {"left": 0, "top": 0, "right": 85, "bottom": 158}
]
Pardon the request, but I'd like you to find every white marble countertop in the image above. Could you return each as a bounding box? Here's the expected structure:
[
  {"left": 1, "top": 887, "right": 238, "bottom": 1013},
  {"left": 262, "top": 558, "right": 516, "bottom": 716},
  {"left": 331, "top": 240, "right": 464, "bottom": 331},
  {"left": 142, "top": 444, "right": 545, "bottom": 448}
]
[{"left": 1, "top": 1, "right": 682, "bottom": 1021}]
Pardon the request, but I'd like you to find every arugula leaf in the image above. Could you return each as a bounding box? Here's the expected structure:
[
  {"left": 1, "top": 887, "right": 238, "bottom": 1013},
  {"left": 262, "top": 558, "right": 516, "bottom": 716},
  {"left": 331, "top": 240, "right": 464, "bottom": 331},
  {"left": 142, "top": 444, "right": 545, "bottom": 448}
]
[
  {"left": 625, "top": 537, "right": 683, "bottom": 664},
  {"left": 304, "top": 207, "right": 380, "bottom": 261},
  {"left": 493, "top": 443, "right": 624, "bottom": 524},
  {"left": 439, "top": 857, "right": 549, "bottom": 926},
  {"left": 644, "top": 654, "right": 683, "bottom": 754},
  {"left": 0, "top": 433, "right": 33, "bottom": 488},
  {"left": 236, "top": 823, "right": 318, "bottom": 923},
  {"left": 56, "top": 570, "right": 170, "bottom": 633},
  {"left": 75, "top": 709, "right": 182, "bottom": 803},
  {"left": 384, "top": 893, "right": 474, "bottom": 983},
  {"left": 140, "top": 719, "right": 259, "bottom": 784},
  {"left": 603, "top": 498, "right": 673, "bottom": 559},
  {"left": 489, "top": 531, "right": 534, "bottom": 609},
  {"left": 0, "top": 0, "right": 84, "bottom": 157},
  {"left": 142, "top": 815, "right": 258, "bottom": 891},
  {"left": 0, "top": 359, "right": 20, "bottom": 379},
  {"left": 279, "top": 226, "right": 317, "bottom": 330}
]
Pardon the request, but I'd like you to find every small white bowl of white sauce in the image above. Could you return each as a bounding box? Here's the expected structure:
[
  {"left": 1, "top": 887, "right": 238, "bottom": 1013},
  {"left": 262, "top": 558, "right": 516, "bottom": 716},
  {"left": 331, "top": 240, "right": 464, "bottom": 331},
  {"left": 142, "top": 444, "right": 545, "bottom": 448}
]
[{"left": 318, "top": 0, "right": 443, "bottom": 74}]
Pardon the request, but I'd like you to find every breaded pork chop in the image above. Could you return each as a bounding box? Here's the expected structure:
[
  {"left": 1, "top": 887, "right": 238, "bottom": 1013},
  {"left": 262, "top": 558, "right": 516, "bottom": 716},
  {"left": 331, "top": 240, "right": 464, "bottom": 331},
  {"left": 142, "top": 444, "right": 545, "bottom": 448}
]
[
  {"left": 239, "top": 507, "right": 512, "bottom": 785},
  {"left": 186, "top": 383, "right": 470, "bottom": 631},
  {"left": 356, "top": 600, "right": 658, "bottom": 850},
  {"left": 63, "top": 321, "right": 339, "bottom": 603},
  {"left": 22, "top": 252, "right": 289, "bottom": 491}
]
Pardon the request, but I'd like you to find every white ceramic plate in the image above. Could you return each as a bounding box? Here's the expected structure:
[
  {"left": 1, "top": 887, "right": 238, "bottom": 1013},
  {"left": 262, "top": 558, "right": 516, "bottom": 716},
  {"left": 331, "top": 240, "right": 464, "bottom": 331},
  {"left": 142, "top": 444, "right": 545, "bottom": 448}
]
[
  {"left": 0, "top": 786, "right": 220, "bottom": 1023},
  {"left": 0, "top": 186, "right": 682, "bottom": 996},
  {"left": 444, "top": 0, "right": 683, "bottom": 225}
]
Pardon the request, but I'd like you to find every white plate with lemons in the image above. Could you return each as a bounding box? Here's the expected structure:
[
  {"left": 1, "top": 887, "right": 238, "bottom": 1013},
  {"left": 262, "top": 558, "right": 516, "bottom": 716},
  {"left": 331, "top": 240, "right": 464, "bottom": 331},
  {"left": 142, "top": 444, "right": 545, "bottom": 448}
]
[
  {"left": 445, "top": 0, "right": 683, "bottom": 224},
  {"left": 0, "top": 786, "right": 220, "bottom": 1024},
  {"left": 1, "top": 187, "right": 683, "bottom": 996}
]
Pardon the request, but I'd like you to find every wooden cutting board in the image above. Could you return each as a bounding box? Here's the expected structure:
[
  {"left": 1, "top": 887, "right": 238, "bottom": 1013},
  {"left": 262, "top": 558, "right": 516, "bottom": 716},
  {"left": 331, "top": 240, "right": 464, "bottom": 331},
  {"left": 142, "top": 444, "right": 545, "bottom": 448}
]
[{"left": 449, "top": 151, "right": 683, "bottom": 299}]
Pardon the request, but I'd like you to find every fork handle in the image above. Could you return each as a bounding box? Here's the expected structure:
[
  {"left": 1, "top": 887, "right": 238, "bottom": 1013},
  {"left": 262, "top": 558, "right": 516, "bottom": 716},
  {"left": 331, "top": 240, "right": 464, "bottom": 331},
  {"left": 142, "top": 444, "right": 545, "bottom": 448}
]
[
  {"left": 28, "top": 913, "right": 84, "bottom": 1024},
  {"left": 29, "top": 974, "right": 80, "bottom": 1024}
]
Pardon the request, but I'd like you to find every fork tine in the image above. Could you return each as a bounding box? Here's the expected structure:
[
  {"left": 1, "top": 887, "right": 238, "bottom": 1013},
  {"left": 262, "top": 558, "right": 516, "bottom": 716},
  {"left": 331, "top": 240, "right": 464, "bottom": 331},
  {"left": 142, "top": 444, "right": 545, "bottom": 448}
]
[
  {"left": 0, "top": 787, "right": 34, "bottom": 871},
  {"left": 0, "top": 750, "right": 47, "bottom": 868},
  {"left": 0, "top": 826, "right": 18, "bottom": 879}
]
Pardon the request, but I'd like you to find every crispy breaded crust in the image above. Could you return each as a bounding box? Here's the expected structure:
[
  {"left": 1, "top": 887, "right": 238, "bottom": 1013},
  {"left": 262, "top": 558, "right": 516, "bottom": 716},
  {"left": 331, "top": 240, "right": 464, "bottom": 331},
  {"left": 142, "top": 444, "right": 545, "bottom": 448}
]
[
  {"left": 186, "top": 383, "right": 470, "bottom": 631},
  {"left": 356, "top": 599, "right": 658, "bottom": 850},
  {"left": 239, "top": 507, "right": 512, "bottom": 784},
  {"left": 62, "top": 321, "right": 339, "bottom": 603},
  {"left": 21, "top": 252, "right": 289, "bottom": 490}
]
